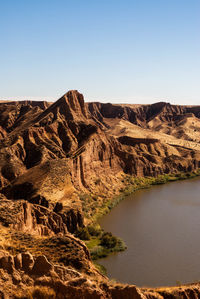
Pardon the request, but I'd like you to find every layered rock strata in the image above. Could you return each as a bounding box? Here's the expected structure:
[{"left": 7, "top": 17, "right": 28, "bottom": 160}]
[{"left": 0, "top": 91, "right": 200, "bottom": 297}]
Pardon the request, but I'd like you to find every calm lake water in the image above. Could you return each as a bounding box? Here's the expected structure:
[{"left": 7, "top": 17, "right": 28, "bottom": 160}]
[{"left": 98, "top": 177, "right": 200, "bottom": 287}]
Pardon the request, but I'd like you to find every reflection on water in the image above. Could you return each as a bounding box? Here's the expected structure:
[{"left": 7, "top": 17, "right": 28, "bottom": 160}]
[{"left": 98, "top": 177, "right": 200, "bottom": 287}]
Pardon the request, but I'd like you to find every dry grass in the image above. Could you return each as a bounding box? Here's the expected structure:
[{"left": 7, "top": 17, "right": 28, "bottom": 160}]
[
  {"left": 0, "top": 229, "right": 90, "bottom": 272},
  {"left": 0, "top": 225, "right": 13, "bottom": 251},
  {"left": 15, "top": 286, "right": 56, "bottom": 299}
]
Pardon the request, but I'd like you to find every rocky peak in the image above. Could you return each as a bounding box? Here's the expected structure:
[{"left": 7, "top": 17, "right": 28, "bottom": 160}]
[
  {"left": 30, "top": 90, "right": 91, "bottom": 133},
  {"left": 65, "top": 90, "right": 88, "bottom": 118},
  {"left": 52, "top": 90, "right": 89, "bottom": 121}
]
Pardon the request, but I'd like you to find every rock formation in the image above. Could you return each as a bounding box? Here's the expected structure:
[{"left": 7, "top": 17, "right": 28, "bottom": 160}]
[
  {"left": 0, "top": 249, "right": 200, "bottom": 298},
  {"left": 0, "top": 90, "right": 200, "bottom": 297}
]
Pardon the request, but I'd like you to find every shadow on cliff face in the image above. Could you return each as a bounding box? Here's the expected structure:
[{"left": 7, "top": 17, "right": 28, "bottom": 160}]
[{"left": 2, "top": 182, "right": 37, "bottom": 201}]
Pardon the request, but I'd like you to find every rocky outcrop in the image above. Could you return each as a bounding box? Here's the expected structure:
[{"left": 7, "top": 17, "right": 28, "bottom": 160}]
[
  {"left": 0, "top": 199, "right": 84, "bottom": 236},
  {"left": 87, "top": 101, "right": 200, "bottom": 127},
  {"left": 0, "top": 250, "right": 200, "bottom": 298},
  {"left": 109, "top": 284, "right": 200, "bottom": 298},
  {"left": 1, "top": 90, "right": 200, "bottom": 219},
  {"left": 0, "top": 250, "right": 108, "bottom": 298},
  {"left": 0, "top": 91, "right": 200, "bottom": 192},
  {"left": 1, "top": 91, "right": 200, "bottom": 297}
]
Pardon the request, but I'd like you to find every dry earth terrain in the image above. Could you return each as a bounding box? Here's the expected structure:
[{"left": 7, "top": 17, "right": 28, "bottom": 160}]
[{"left": 0, "top": 91, "right": 200, "bottom": 298}]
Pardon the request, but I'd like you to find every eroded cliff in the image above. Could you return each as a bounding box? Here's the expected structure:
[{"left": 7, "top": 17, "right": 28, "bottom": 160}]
[
  {"left": 1, "top": 91, "right": 200, "bottom": 297},
  {"left": 1, "top": 91, "right": 200, "bottom": 221}
]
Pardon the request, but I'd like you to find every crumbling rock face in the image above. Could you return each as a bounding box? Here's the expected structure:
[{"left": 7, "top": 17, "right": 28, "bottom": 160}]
[
  {"left": 0, "top": 251, "right": 108, "bottom": 298},
  {"left": 87, "top": 101, "right": 200, "bottom": 128},
  {"left": 31, "top": 255, "right": 53, "bottom": 275},
  {"left": 0, "top": 199, "right": 84, "bottom": 236},
  {"left": 0, "top": 250, "right": 200, "bottom": 298},
  {"left": 1, "top": 91, "right": 200, "bottom": 297},
  {"left": 1, "top": 90, "right": 200, "bottom": 199},
  {"left": 57, "top": 205, "right": 84, "bottom": 233},
  {"left": 1, "top": 90, "right": 200, "bottom": 223}
]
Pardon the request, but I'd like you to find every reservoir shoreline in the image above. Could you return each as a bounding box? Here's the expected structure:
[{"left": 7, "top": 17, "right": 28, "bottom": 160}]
[{"left": 96, "top": 173, "right": 200, "bottom": 287}]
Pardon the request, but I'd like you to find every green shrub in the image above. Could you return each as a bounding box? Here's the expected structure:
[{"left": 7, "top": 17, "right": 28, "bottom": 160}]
[
  {"left": 87, "top": 225, "right": 102, "bottom": 237},
  {"left": 75, "top": 227, "right": 90, "bottom": 240},
  {"left": 90, "top": 246, "right": 108, "bottom": 259},
  {"left": 94, "top": 262, "right": 107, "bottom": 275},
  {"left": 100, "top": 232, "right": 118, "bottom": 249}
]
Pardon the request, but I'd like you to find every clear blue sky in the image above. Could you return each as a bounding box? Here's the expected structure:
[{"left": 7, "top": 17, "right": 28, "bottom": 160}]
[{"left": 0, "top": 0, "right": 200, "bottom": 104}]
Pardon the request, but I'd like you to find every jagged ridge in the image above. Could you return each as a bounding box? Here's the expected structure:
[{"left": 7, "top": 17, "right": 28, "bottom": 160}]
[{"left": 0, "top": 91, "right": 200, "bottom": 297}]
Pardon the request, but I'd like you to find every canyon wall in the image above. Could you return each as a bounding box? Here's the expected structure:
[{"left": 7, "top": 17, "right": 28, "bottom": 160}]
[{"left": 0, "top": 91, "right": 200, "bottom": 297}]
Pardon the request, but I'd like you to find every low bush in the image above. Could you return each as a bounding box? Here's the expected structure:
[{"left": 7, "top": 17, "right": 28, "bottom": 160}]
[
  {"left": 58, "top": 256, "right": 83, "bottom": 270},
  {"left": 90, "top": 246, "right": 108, "bottom": 259},
  {"left": 75, "top": 227, "right": 90, "bottom": 240},
  {"left": 100, "top": 232, "right": 118, "bottom": 249},
  {"left": 87, "top": 225, "right": 101, "bottom": 237},
  {"left": 94, "top": 262, "right": 107, "bottom": 275}
]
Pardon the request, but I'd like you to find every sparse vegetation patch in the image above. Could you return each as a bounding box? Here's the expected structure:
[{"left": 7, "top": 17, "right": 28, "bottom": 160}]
[{"left": 76, "top": 224, "right": 127, "bottom": 261}]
